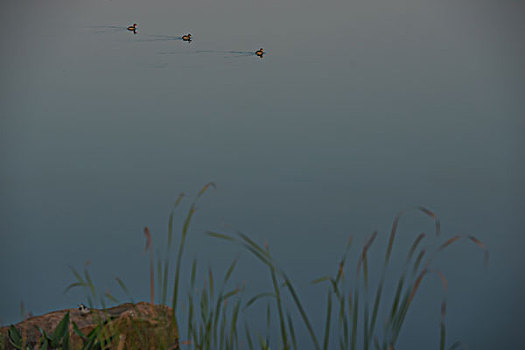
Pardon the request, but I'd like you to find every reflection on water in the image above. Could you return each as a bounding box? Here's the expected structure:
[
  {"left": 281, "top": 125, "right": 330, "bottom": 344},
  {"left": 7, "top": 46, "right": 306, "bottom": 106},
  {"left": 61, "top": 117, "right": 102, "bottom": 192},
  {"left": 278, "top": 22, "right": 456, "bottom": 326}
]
[
  {"left": 85, "top": 25, "right": 126, "bottom": 30},
  {"left": 84, "top": 24, "right": 140, "bottom": 35},
  {"left": 157, "top": 49, "right": 262, "bottom": 58},
  {"left": 136, "top": 34, "right": 184, "bottom": 42}
]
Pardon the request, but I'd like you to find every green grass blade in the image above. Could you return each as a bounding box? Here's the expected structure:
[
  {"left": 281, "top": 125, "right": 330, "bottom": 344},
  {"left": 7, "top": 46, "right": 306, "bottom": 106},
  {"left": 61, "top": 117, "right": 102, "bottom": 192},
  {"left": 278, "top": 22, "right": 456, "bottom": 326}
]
[
  {"left": 266, "top": 302, "right": 271, "bottom": 346},
  {"left": 213, "top": 294, "right": 223, "bottom": 347},
  {"left": 373, "top": 337, "right": 381, "bottom": 350},
  {"left": 52, "top": 311, "right": 69, "bottom": 342},
  {"left": 230, "top": 300, "right": 241, "bottom": 349},
  {"left": 282, "top": 273, "right": 320, "bottom": 350},
  {"left": 200, "top": 284, "right": 209, "bottom": 324},
  {"left": 417, "top": 206, "right": 441, "bottom": 236},
  {"left": 323, "top": 291, "right": 332, "bottom": 350},
  {"left": 258, "top": 335, "right": 271, "bottom": 350},
  {"left": 198, "top": 182, "right": 216, "bottom": 198},
  {"left": 220, "top": 305, "right": 226, "bottom": 350},
  {"left": 167, "top": 211, "right": 174, "bottom": 248},
  {"left": 162, "top": 259, "right": 169, "bottom": 305},
  {"left": 311, "top": 276, "right": 332, "bottom": 285},
  {"left": 210, "top": 267, "right": 215, "bottom": 300},
  {"left": 237, "top": 232, "right": 271, "bottom": 260},
  {"left": 244, "top": 292, "right": 275, "bottom": 310},
  {"left": 223, "top": 288, "right": 241, "bottom": 301},
  {"left": 412, "top": 250, "right": 426, "bottom": 277},
  {"left": 63, "top": 282, "right": 84, "bottom": 294},
  {"left": 190, "top": 258, "right": 198, "bottom": 290},
  {"left": 368, "top": 282, "right": 383, "bottom": 345},
  {"left": 72, "top": 321, "right": 86, "bottom": 340},
  {"left": 245, "top": 322, "right": 254, "bottom": 350},
  {"left": 243, "top": 245, "right": 274, "bottom": 269},
  {"left": 387, "top": 276, "right": 405, "bottom": 334},
  {"left": 271, "top": 267, "right": 288, "bottom": 349},
  {"left": 287, "top": 312, "right": 297, "bottom": 350},
  {"left": 440, "top": 321, "right": 446, "bottom": 350},
  {"left": 115, "top": 277, "right": 134, "bottom": 303},
  {"left": 104, "top": 290, "right": 119, "bottom": 304},
  {"left": 8, "top": 326, "right": 22, "bottom": 348},
  {"left": 84, "top": 269, "right": 96, "bottom": 300},
  {"left": 187, "top": 294, "right": 195, "bottom": 341},
  {"left": 351, "top": 292, "right": 358, "bottom": 350},
  {"left": 156, "top": 256, "right": 163, "bottom": 303},
  {"left": 207, "top": 231, "right": 236, "bottom": 242},
  {"left": 69, "top": 265, "right": 85, "bottom": 285},
  {"left": 223, "top": 257, "right": 239, "bottom": 285},
  {"left": 172, "top": 203, "right": 196, "bottom": 323},
  {"left": 440, "top": 299, "right": 447, "bottom": 350}
]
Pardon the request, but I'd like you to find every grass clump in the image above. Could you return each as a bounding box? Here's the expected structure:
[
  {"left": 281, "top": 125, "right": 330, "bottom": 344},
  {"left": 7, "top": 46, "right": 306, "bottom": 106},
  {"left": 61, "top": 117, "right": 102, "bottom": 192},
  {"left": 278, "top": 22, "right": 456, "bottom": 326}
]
[
  {"left": 5, "top": 185, "right": 487, "bottom": 350},
  {"left": 207, "top": 208, "right": 487, "bottom": 350}
]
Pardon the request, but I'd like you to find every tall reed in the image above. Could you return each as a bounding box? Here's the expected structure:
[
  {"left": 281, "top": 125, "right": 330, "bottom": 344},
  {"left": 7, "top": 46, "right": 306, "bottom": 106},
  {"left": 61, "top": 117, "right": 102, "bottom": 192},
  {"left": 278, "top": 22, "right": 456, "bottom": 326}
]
[
  {"left": 208, "top": 206, "right": 487, "bottom": 350},
  {"left": 62, "top": 187, "right": 487, "bottom": 350}
]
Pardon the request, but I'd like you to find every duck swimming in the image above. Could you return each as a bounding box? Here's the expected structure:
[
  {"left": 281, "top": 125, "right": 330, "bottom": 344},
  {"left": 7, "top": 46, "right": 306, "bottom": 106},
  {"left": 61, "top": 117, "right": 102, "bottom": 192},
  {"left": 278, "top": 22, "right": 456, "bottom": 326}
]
[
  {"left": 255, "top": 48, "right": 264, "bottom": 57},
  {"left": 182, "top": 34, "right": 192, "bottom": 41},
  {"left": 127, "top": 23, "right": 137, "bottom": 32}
]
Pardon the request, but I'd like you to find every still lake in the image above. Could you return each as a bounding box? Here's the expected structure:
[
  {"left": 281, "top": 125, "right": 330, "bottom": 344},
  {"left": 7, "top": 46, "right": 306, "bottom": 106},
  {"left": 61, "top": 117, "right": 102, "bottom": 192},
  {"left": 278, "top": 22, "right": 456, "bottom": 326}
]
[{"left": 1, "top": 0, "right": 524, "bottom": 348}]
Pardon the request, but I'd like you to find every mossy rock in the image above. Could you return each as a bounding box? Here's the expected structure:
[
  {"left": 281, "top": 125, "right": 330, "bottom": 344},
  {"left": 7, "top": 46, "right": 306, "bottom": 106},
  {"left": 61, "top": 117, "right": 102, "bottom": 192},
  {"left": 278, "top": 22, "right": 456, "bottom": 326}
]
[{"left": 0, "top": 302, "right": 179, "bottom": 350}]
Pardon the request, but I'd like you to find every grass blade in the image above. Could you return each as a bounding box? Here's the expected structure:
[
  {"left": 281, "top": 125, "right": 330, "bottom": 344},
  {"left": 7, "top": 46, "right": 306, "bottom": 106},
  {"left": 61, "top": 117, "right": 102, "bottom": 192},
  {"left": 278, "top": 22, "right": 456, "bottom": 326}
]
[
  {"left": 244, "top": 292, "right": 275, "bottom": 310},
  {"left": 283, "top": 272, "right": 320, "bottom": 350},
  {"left": 223, "top": 257, "right": 239, "bottom": 285},
  {"left": 287, "top": 311, "right": 298, "bottom": 350},
  {"left": 270, "top": 266, "right": 288, "bottom": 349},
  {"left": 115, "top": 277, "right": 134, "bottom": 303},
  {"left": 323, "top": 291, "right": 332, "bottom": 350},
  {"left": 245, "top": 322, "right": 254, "bottom": 350},
  {"left": 207, "top": 231, "right": 236, "bottom": 242}
]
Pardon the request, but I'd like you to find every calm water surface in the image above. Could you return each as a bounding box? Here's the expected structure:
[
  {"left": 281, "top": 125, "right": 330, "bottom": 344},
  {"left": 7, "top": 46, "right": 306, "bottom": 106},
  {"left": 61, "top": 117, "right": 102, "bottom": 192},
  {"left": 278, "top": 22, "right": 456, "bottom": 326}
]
[{"left": 1, "top": 0, "right": 524, "bottom": 348}]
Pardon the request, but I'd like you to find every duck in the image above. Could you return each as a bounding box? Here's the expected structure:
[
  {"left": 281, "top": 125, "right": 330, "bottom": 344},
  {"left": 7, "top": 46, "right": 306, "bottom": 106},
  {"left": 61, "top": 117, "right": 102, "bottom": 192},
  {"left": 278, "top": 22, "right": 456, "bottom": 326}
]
[
  {"left": 182, "top": 34, "right": 192, "bottom": 41},
  {"left": 255, "top": 48, "right": 264, "bottom": 57},
  {"left": 127, "top": 23, "right": 137, "bottom": 32}
]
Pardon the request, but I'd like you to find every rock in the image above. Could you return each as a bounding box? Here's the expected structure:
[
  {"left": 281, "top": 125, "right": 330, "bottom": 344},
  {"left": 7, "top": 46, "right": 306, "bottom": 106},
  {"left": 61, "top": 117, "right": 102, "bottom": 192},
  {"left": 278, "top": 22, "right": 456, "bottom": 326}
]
[{"left": 0, "top": 302, "right": 179, "bottom": 349}]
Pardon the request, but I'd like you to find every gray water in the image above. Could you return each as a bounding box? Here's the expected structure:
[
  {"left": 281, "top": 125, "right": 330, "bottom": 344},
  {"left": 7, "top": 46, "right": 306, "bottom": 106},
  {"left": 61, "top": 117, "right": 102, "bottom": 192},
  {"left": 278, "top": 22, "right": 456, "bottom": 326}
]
[{"left": 1, "top": 0, "right": 524, "bottom": 348}]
